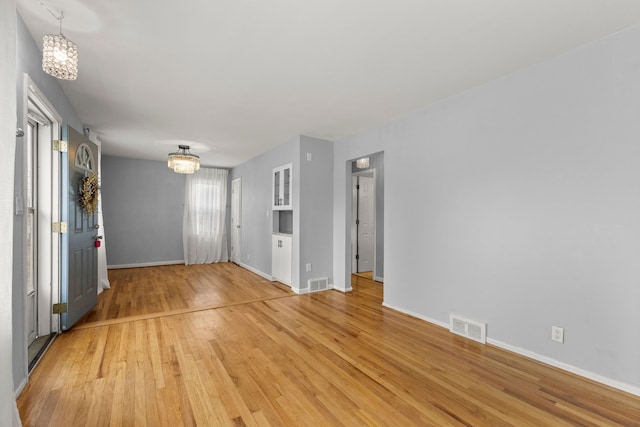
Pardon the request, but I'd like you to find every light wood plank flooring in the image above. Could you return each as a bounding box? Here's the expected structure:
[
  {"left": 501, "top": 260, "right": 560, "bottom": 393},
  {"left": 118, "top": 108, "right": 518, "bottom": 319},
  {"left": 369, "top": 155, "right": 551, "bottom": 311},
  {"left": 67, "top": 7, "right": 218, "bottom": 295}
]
[{"left": 18, "top": 263, "right": 640, "bottom": 426}]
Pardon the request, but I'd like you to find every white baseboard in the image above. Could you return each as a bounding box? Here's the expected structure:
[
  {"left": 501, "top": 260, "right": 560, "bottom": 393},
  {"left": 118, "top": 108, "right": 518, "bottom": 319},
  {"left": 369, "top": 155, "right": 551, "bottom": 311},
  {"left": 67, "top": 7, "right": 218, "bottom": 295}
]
[
  {"left": 14, "top": 378, "right": 27, "bottom": 398},
  {"left": 238, "top": 262, "right": 273, "bottom": 281},
  {"left": 334, "top": 285, "right": 353, "bottom": 293},
  {"left": 380, "top": 302, "right": 640, "bottom": 397},
  {"left": 487, "top": 338, "right": 640, "bottom": 397},
  {"left": 294, "top": 284, "right": 334, "bottom": 295},
  {"left": 108, "top": 260, "right": 184, "bottom": 269},
  {"left": 381, "top": 302, "right": 449, "bottom": 329},
  {"left": 374, "top": 276, "right": 384, "bottom": 283}
]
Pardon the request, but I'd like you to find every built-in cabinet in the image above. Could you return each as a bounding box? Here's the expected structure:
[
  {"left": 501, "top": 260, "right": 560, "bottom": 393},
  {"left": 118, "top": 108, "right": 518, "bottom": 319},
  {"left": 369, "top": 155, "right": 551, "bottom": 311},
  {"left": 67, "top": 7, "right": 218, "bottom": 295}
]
[
  {"left": 272, "top": 234, "right": 292, "bottom": 285},
  {"left": 272, "top": 163, "right": 293, "bottom": 286},
  {"left": 272, "top": 163, "right": 292, "bottom": 210}
]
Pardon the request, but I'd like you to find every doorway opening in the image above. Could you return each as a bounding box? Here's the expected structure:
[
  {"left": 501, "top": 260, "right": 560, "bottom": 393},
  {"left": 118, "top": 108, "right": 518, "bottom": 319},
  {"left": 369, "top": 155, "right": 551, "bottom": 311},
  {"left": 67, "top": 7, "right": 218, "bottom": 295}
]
[{"left": 347, "top": 152, "right": 384, "bottom": 291}]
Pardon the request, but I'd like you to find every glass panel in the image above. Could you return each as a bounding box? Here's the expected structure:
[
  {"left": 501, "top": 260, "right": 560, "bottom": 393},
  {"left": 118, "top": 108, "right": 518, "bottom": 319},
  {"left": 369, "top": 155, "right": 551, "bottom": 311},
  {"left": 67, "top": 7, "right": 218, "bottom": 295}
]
[
  {"left": 283, "top": 167, "right": 290, "bottom": 206},
  {"left": 75, "top": 143, "right": 95, "bottom": 171},
  {"left": 26, "top": 122, "right": 35, "bottom": 209},
  {"left": 274, "top": 170, "right": 280, "bottom": 206}
]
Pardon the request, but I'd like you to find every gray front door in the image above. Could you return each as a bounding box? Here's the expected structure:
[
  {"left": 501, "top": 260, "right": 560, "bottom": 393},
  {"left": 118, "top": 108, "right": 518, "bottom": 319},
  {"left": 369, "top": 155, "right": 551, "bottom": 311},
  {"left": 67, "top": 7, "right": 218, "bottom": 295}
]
[{"left": 60, "top": 125, "right": 98, "bottom": 330}]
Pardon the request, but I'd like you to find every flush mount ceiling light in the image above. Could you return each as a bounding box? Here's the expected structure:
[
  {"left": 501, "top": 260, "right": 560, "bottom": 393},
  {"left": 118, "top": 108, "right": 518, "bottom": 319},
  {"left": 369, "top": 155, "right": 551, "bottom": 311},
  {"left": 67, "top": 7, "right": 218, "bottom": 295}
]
[
  {"left": 168, "top": 145, "right": 200, "bottom": 174},
  {"left": 42, "top": 10, "right": 78, "bottom": 80},
  {"left": 356, "top": 157, "right": 370, "bottom": 169}
]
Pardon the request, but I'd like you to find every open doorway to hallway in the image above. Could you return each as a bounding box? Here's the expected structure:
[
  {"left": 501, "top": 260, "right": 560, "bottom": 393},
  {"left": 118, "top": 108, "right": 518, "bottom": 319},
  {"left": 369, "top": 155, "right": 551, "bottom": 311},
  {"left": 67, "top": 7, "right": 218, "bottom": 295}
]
[{"left": 349, "top": 152, "right": 384, "bottom": 289}]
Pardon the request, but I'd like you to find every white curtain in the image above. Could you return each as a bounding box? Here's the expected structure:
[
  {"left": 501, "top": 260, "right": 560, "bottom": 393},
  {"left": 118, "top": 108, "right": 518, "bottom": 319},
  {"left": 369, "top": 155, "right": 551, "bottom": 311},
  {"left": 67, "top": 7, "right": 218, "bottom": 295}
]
[{"left": 183, "top": 168, "right": 229, "bottom": 264}]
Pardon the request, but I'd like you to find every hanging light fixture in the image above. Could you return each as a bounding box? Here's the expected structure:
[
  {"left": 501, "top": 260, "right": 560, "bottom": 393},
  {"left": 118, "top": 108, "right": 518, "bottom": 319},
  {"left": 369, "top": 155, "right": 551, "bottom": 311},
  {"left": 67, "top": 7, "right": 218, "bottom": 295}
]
[
  {"left": 356, "top": 157, "right": 370, "bottom": 169},
  {"left": 168, "top": 145, "right": 200, "bottom": 174},
  {"left": 42, "top": 11, "right": 78, "bottom": 80}
]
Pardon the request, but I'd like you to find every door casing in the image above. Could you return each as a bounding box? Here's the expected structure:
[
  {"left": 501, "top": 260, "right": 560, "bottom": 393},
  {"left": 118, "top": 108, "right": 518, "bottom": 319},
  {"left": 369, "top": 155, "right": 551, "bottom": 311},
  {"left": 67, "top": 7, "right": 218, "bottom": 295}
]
[
  {"left": 22, "top": 75, "right": 62, "bottom": 375},
  {"left": 231, "top": 178, "right": 242, "bottom": 264}
]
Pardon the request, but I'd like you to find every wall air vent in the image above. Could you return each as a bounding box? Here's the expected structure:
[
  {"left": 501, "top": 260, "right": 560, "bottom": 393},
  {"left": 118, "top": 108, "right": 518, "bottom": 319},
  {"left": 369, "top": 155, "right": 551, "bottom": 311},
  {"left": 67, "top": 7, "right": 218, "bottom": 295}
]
[
  {"left": 449, "top": 313, "right": 487, "bottom": 344},
  {"left": 308, "top": 277, "right": 329, "bottom": 293}
]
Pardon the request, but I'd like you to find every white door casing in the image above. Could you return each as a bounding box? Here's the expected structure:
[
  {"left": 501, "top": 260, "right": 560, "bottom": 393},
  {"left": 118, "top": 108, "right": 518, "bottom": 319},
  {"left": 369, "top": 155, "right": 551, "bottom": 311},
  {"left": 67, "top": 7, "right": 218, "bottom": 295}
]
[
  {"left": 23, "top": 77, "right": 62, "bottom": 345},
  {"left": 231, "top": 178, "right": 241, "bottom": 264}
]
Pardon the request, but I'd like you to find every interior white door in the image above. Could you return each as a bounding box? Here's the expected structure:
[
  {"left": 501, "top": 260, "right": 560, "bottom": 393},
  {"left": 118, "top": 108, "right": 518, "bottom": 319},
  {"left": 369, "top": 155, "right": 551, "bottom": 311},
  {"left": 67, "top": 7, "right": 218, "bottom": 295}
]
[
  {"left": 351, "top": 176, "right": 358, "bottom": 273},
  {"left": 357, "top": 176, "right": 375, "bottom": 273},
  {"left": 231, "top": 178, "right": 241, "bottom": 264}
]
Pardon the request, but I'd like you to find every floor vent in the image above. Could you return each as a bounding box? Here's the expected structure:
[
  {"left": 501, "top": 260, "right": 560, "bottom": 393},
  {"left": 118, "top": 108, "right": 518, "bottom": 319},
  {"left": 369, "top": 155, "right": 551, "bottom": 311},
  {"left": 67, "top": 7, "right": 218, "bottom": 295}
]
[
  {"left": 308, "top": 277, "right": 329, "bottom": 293},
  {"left": 449, "top": 314, "right": 487, "bottom": 344}
]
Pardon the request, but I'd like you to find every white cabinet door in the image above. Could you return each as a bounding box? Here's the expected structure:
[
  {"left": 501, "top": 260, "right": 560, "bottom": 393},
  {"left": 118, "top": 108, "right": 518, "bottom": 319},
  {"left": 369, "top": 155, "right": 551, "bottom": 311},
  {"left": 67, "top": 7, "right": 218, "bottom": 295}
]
[
  {"left": 272, "top": 164, "right": 292, "bottom": 210},
  {"left": 279, "top": 235, "right": 292, "bottom": 284},
  {"left": 272, "top": 234, "right": 292, "bottom": 285}
]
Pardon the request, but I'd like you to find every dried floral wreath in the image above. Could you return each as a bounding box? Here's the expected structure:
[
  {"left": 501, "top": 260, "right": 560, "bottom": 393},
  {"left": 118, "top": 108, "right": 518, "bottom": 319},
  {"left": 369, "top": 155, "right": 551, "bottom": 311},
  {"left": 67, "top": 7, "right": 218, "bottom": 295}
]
[{"left": 79, "top": 172, "right": 99, "bottom": 215}]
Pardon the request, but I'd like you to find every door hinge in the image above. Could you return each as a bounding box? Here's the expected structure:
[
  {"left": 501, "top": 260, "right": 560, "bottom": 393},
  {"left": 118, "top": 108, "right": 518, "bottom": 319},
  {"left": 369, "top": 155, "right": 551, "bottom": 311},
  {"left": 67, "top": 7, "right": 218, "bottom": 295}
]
[
  {"left": 52, "top": 302, "right": 67, "bottom": 314},
  {"left": 356, "top": 219, "right": 360, "bottom": 225},
  {"left": 53, "top": 140, "right": 68, "bottom": 152},
  {"left": 52, "top": 222, "right": 68, "bottom": 233},
  {"left": 355, "top": 254, "right": 359, "bottom": 260}
]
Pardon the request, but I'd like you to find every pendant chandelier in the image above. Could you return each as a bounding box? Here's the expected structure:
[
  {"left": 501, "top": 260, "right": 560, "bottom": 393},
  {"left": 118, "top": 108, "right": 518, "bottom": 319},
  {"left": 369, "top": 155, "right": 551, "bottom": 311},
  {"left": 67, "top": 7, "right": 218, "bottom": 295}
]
[
  {"left": 356, "top": 157, "right": 370, "bottom": 169},
  {"left": 168, "top": 145, "right": 200, "bottom": 174},
  {"left": 42, "top": 11, "right": 78, "bottom": 80}
]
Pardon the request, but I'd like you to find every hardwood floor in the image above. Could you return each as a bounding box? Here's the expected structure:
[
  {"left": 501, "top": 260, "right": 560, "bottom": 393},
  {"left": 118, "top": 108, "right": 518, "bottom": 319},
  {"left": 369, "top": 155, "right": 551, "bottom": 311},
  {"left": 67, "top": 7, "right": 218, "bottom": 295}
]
[{"left": 18, "top": 264, "right": 640, "bottom": 426}]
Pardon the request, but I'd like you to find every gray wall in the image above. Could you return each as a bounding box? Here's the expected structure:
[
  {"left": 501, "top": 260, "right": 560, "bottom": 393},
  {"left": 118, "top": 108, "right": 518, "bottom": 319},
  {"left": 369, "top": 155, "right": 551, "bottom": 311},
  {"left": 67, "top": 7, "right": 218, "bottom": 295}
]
[
  {"left": 101, "top": 156, "right": 185, "bottom": 267},
  {"left": 333, "top": 25, "right": 640, "bottom": 390},
  {"left": 230, "top": 136, "right": 299, "bottom": 280},
  {"left": 298, "top": 136, "right": 333, "bottom": 289},
  {"left": 230, "top": 135, "right": 334, "bottom": 290},
  {"left": 13, "top": 13, "right": 84, "bottom": 393}
]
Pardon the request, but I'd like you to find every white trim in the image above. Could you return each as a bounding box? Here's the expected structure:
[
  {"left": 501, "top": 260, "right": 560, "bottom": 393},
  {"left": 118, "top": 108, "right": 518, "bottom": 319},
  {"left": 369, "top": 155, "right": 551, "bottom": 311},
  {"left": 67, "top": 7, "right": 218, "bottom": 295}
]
[
  {"left": 293, "top": 283, "right": 335, "bottom": 295},
  {"left": 231, "top": 177, "right": 242, "bottom": 265},
  {"left": 21, "top": 75, "right": 63, "bottom": 385},
  {"left": 333, "top": 284, "right": 353, "bottom": 293},
  {"left": 14, "top": 379, "right": 27, "bottom": 399},
  {"left": 374, "top": 275, "right": 384, "bottom": 283},
  {"left": 107, "top": 260, "right": 184, "bottom": 269},
  {"left": 382, "top": 302, "right": 449, "bottom": 329},
  {"left": 382, "top": 302, "right": 640, "bottom": 397},
  {"left": 487, "top": 338, "right": 640, "bottom": 397},
  {"left": 238, "top": 262, "right": 272, "bottom": 281}
]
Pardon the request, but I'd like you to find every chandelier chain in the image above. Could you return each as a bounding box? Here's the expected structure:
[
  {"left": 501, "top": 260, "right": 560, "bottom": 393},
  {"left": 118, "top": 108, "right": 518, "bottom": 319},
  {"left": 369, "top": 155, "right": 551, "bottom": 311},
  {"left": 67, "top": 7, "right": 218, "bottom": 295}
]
[{"left": 39, "top": 1, "right": 65, "bottom": 31}]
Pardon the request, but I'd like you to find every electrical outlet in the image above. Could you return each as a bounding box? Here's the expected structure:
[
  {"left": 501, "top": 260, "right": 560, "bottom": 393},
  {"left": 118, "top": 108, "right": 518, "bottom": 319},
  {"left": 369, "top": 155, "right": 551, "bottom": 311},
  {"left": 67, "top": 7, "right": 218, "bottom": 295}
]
[
  {"left": 306, "top": 263, "right": 312, "bottom": 272},
  {"left": 551, "top": 326, "right": 564, "bottom": 343}
]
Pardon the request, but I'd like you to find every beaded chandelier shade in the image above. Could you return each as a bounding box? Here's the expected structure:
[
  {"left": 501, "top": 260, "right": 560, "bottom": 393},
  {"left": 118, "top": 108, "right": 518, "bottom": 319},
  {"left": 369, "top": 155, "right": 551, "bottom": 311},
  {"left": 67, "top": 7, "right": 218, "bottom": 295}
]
[
  {"left": 168, "top": 145, "right": 201, "bottom": 174},
  {"left": 42, "top": 34, "right": 78, "bottom": 80},
  {"left": 42, "top": 12, "right": 78, "bottom": 80},
  {"left": 356, "top": 157, "right": 370, "bottom": 169}
]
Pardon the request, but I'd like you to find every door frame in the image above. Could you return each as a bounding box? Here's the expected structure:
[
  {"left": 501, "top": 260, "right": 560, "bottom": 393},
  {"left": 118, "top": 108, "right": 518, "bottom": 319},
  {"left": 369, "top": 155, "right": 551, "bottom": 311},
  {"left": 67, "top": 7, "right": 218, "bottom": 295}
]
[
  {"left": 21, "top": 75, "right": 62, "bottom": 374},
  {"left": 231, "top": 177, "right": 242, "bottom": 264}
]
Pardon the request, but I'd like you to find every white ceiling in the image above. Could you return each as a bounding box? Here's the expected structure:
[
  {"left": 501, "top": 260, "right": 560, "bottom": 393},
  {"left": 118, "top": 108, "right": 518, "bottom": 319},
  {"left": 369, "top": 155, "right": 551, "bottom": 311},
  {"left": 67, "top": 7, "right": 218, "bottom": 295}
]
[{"left": 16, "top": 0, "right": 640, "bottom": 168}]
